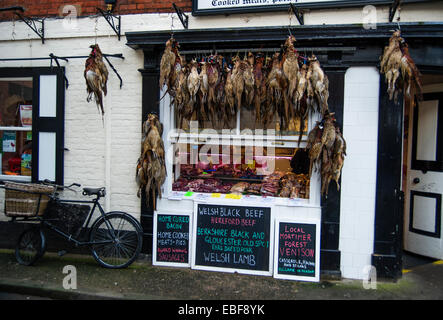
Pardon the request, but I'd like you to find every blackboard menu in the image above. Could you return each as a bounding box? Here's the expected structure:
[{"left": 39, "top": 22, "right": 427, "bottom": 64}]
[
  {"left": 154, "top": 213, "right": 190, "bottom": 266},
  {"left": 275, "top": 220, "right": 319, "bottom": 282},
  {"left": 193, "top": 203, "right": 272, "bottom": 275}
]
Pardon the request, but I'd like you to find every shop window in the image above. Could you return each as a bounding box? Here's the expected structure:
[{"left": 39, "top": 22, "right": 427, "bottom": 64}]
[
  {"left": 0, "top": 68, "right": 65, "bottom": 184},
  {"left": 164, "top": 84, "right": 319, "bottom": 203},
  {"left": 0, "top": 78, "right": 33, "bottom": 181}
]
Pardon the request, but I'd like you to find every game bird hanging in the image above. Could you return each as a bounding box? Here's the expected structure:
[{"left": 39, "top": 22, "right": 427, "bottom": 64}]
[
  {"left": 380, "top": 30, "right": 423, "bottom": 101},
  {"left": 157, "top": 35, "right": 347, "bottom": 199},
  {"left": 136, "top": 113, "right": 167, "bottom": 211},
  {"left": 159, "top": 35, "right": 332, "bottom": 138},
  {"left": 307, "top": 111, "right": 347, "bottom": 198},
  {"left": 84, "top": 44, "right": 109, "bottom": 117}
]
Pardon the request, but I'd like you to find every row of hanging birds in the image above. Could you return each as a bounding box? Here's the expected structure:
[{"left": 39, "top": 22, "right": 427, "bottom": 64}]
[
  {"left": 86, "top": 30, "right": 422, "bottom": 201},
  {"left": 84, "top": 30, "right": 421, "bottom": 123},
  {"left": 159, "top": 35, "right": 330, "bottom": 135},
  {"left": 160, "top": 36, "right": 347, "bottom": 198}
]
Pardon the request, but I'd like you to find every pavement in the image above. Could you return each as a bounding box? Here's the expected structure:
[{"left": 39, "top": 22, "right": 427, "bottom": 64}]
[{"left": 1, "top": 248, "right": 443, "bottom": 302}]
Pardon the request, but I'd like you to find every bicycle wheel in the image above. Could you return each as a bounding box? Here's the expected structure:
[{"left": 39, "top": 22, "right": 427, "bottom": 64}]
[
  {"left": 15, "top": 227, "right": 46, "bottom": 266},
  {"left": 90, "top": 212, "right": 143, "bottom": 269}
]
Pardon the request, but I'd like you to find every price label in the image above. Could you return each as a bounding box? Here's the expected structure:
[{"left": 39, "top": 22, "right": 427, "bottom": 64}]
[
  {"left": 194, "top": 193, "right": 210, "bottom": 202},
  {"left": 168, "top": 191, "right": 184, "bottom": 201},
  {"left": 225, "top": 194, "right": 242, "bottom": 200}
]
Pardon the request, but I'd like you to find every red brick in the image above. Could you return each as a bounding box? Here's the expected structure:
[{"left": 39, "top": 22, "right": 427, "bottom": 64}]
[{"left": 0, "top": 0, "right": 192, "bottom": 21}]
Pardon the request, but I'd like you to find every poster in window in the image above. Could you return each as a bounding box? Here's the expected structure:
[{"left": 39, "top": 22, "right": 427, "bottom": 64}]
[
  {"left": 2, "top": 131, "right": 16, "bottom": 152},
  {"left": 21, "top": 153, "right": 32, "bottom": 176},
  {"left": 19, "top": 105, "right": 32, "bottom": 127}
]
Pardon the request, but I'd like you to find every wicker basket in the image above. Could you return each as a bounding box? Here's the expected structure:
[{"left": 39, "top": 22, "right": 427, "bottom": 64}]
[{"left": 4, "top": 182, "right": 55, "bottom": 217}]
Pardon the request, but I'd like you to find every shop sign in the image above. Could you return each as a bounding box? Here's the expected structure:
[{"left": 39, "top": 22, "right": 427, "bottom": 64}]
[
  {"left": 192, "top": 0, "right": 430, "bottom": 16},
  {"left": 273, "top": 218, "right": 320, "bottom": 282},
  {"left": 153, "top": 211, "right": 192, "bottom": 267},
  {"left": 192, "top": 202, "right": 273, "bottom": 276}
]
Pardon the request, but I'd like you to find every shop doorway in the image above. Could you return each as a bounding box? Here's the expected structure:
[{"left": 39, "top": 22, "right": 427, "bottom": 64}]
[{"left": 403, "top": 74, "right": 443, "bottom": 260}]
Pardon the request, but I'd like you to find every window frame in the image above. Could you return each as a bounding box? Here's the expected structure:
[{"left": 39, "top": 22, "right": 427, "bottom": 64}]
[
  {"left": 160, "top": 91, "right": 322, "bottom": 207},
  {"left": 0, "top": 67, "right": 65, "bottom": 185}
]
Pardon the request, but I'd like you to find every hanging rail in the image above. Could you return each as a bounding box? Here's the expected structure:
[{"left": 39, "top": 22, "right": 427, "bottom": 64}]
[
  {"left": 178, "top": 47, "right": 356, "bottom": 55},
  {"left": 49, "top": 53, "right": 69, "bottom": 88},
  {"left": 0, "top": 53, "right": 124, "bottom": 61},
  {"left": 0, "top": 53, "right": 124, "bottom": 89}
]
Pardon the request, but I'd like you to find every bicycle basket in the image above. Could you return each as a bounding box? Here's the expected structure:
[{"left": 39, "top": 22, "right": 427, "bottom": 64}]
[
  {"left": 44, "top": 201, "right": 90, "bottom": 237},
  {"left": 4, "top": 182, "right": 55, "bottom": 217}
]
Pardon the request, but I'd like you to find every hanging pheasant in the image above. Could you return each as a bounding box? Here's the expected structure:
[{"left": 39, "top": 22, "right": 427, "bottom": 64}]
[
  {"left": 136, "top": 113, "right": 166, "bottom": 210},
  {"left": 307, "top": 111, "right": 346, "bottom": 197},
  {"left": 84, "top": 44, "right": 109, "bottom": 116},
  {"left": 159, "top": 37, "right": 181, "bottom": 98},
  {"left": 380, "top": 30, "right": 423, "bottom": 101}
]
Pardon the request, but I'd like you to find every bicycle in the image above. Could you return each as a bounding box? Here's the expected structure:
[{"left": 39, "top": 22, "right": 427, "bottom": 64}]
[{"left": 3, "top": 180, "right": 143, "bottom": 269}]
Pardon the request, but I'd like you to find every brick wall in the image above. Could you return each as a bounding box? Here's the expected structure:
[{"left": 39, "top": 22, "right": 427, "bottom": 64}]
[{"left": 0, "top": 0, "right": 192, "bottom": 21}]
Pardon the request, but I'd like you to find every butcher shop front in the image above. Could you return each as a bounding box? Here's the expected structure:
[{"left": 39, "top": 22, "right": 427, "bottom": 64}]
[
  {"left": 127, "top": 18, "right": 443, "bottom": 281},
  {"left": 0, "top": 0, "right": 441, "bottom": 283}
]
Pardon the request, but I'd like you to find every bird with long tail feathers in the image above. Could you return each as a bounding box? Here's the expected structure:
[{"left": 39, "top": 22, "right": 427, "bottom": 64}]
[{"left": 84, "top": 44, "right": 109, "bottom": 118}]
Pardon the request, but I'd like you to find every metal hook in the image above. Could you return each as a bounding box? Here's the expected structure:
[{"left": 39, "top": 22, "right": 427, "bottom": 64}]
[
  {"left": 170, "top": 14, "right": 175, "bottom": 38},
  {"left": 287, "top": 6, "right": 293, "bottom": 37}
]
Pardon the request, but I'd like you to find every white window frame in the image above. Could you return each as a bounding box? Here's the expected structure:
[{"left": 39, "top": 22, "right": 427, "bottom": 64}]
[
  {"left": 160, "top": 90, "right": 322, "bottom": 208},
  {"left": 0, "top": 77, "right": 33, "bottom": 182},
  {"left": 0, "top": 68, "right": 65, "bottom": 185}
]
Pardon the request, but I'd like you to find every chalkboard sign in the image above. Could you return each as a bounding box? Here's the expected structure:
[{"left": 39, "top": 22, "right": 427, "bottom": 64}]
[
  {"left": 273, "top": 218, "right": 320, "bottom": 282},
  {"left": 153, "top": 211, "right": 191, "bottom": 267},
  {"left": 192, "top": 201, "right": 273, "bottom": 276}
]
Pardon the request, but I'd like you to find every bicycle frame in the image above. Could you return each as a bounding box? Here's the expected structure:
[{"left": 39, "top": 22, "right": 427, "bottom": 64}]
[{"left": 40, "top": 196, "right": 115, "bottom": 247}]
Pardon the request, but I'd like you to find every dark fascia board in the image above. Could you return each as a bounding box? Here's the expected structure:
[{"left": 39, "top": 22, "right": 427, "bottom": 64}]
[
  {"left": 191, "top": 0, "right": 434, "bottom": 16},
  {"left": 126, "top": 22, "right": 443, "bottom": 50}
]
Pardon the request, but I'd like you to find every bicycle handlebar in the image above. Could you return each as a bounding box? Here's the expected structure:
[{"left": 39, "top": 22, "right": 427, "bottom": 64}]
[{"left": 42, "top": 179, "right": 81, "bottom": 190}]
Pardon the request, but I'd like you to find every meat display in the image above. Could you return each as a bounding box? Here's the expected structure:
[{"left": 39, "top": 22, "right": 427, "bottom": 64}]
[
  {"left": 260, "top": 171, "right": 284, "bottom": 197},
  {"left": 279, "top": 172, "right": 309, "bottom": 199},
  {"left": 214, "top": 164, "right": 235, "bottom": 177},
  {"left": 230, "top": 182, "right": 250, "bottom": 195},
  {"left": 172, "top": 165, "right": 310, "bottom": 199},
  {"left": 246, "top": 183, "right": 262, "bottom": 195}
]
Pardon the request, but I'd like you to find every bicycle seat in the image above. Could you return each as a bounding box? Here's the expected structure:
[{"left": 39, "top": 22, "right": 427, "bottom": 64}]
[{"left": 83, "top": 187, "right": 106, "bottom": 197}]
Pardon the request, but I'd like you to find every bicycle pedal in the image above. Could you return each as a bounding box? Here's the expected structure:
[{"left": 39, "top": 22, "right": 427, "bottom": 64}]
[{"left": 58, "top": 250, "right": 68, "bottom": 257}]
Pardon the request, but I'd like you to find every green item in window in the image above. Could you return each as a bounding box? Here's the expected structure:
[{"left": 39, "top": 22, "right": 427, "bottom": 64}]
[{"left": 21, "top": 153, "right": 32, "bottom": 176}]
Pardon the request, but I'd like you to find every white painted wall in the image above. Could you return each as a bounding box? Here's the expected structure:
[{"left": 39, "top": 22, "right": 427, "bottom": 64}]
[
  {"left": 0, "top": 2, "right": 442, "bottom": 42},
  {"left": 340, "top": 67, "right": 380, "bottom": 280},
  {"left": 0, "top": 34, "right": 144, "bottom": 222}
]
